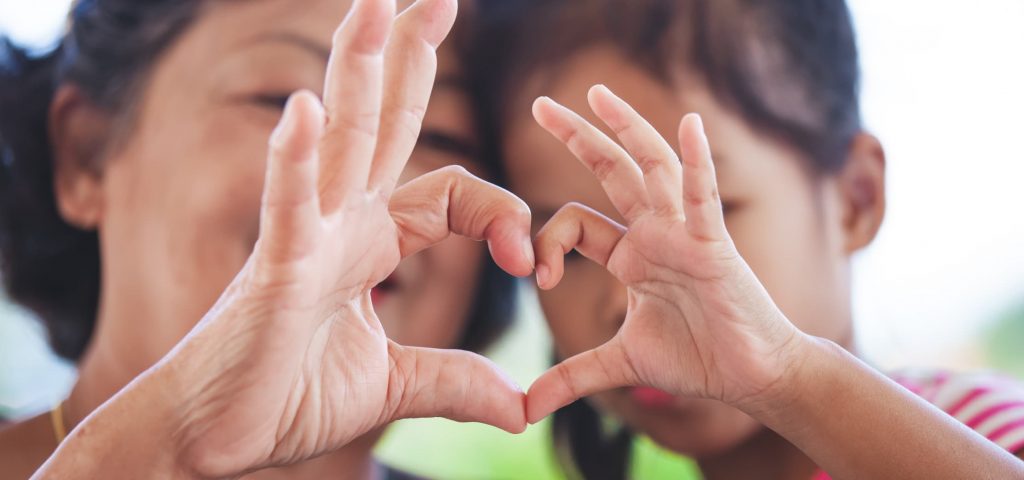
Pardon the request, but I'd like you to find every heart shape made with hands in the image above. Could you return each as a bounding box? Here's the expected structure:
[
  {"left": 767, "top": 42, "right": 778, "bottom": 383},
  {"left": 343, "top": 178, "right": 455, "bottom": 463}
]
[{"left": 172, "top": 0, "right": 795, "bottom": 476}]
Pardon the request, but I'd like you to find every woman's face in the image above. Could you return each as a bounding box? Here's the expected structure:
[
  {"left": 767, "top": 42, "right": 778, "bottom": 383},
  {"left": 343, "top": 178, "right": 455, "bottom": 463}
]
[
  {"left": 503, "top": 46, "right": 857, "bottom": 456},
  {"left": 84, "top": 0, "right": 486, "bottom": 371}
]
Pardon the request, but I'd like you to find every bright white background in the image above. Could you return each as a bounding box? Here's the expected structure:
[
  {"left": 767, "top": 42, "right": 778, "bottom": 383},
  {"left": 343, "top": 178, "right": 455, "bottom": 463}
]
[{"left": 1, "top": 0, "right": 1023, "bottom": 419}]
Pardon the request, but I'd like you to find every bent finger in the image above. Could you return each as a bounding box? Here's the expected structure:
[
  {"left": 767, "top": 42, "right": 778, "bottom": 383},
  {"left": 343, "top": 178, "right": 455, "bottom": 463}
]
[
  {"left": 534, "top": 202, "right": 625, "bottom": 290},
  {"left": 389, "top": 165, "right": 534, "bottom": 277}
]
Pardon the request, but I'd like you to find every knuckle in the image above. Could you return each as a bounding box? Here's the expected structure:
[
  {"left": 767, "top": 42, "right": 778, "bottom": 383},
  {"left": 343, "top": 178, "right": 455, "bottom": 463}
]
[
  {"left": 324, "top": 110, "right": 378, "bottom": 141},
  {"left": 634, "top": 153, "right": 663, "bottom": 175},
  {"left": 555, "top": 202, "right": 587, "bottom": 221}
]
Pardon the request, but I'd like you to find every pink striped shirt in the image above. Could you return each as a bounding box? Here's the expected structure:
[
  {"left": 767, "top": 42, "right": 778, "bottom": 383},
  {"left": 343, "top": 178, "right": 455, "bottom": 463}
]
[{"left": 812, "top": 370, "right": 1024, "bottom": 480}]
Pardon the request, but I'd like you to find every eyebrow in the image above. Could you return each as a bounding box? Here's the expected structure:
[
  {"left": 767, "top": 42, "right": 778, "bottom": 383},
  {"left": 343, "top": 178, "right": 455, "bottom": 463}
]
[
  {"left": 246, "top": 34, "right": 470, "bottom": 90},
  {"left": 249, "top": 32, "right": 332, "bottom": 61}
]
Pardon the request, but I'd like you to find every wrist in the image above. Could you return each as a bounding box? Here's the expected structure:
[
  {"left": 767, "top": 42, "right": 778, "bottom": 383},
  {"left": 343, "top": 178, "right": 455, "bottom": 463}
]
[
  {"left": 734, "top": 333, "right": 843, "bottom": 422},
  {"left": 34, "top": 361, "right": 201, "bottom": 479}
]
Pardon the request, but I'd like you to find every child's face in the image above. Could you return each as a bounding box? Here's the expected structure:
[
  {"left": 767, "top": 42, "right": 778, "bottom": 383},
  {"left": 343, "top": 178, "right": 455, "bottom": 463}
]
[{"left": 503, "top": 46, "right": 858, "bottom": 455}]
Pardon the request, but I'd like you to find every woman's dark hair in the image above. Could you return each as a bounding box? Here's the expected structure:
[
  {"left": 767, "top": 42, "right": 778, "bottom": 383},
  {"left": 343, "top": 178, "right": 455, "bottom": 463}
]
[
  {"left": 470, "top": 0, "right": 863, "bottom": 477},
  {"left": 0, "top": 0, "right": 516, "bottom": 362}
]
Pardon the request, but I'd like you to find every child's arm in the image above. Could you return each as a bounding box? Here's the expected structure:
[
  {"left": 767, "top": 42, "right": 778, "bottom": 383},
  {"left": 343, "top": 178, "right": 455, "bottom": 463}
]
[
  {"left": 752, "top": 335, "right": 1024, "bottom": 477},
  {"left": 526, "top": 84, "right": 1024, "bottom": 478}
]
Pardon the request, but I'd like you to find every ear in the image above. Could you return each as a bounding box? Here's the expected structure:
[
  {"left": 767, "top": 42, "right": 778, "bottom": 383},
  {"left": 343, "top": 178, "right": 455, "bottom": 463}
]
[
  {"left": 48, "top": 85, "right": 112, "bottom": 230},
  {"left": 836, "top": 132, "right": 886, "bottom": 253}
]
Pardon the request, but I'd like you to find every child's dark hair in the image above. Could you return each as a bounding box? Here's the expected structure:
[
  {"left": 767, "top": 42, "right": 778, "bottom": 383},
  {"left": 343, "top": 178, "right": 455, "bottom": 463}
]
[
  {"left": 0, "top": 0, "right": 515, "bottom": 362},
  {"left": 470, "top": 0, "right": 863, "bottom": 477}
]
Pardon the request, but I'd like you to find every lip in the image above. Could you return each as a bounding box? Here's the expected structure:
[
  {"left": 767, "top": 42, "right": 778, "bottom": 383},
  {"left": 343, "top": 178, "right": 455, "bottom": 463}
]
[{"left": 629, "top": 386, "right": 677, "bottom": 409}]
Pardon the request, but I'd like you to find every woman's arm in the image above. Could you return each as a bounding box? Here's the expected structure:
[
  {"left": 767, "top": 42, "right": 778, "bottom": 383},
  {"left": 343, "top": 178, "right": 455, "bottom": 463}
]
[{"left": 524, "top": 84, "right": 1024, "bottom": 479}]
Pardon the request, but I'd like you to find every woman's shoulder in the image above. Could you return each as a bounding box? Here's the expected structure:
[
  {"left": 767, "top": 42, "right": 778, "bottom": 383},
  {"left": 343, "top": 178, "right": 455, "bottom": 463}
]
[
  {"left": 0, "top": 412, "right": 57, "bottom": 479},
  {"left": 891, "top": 369, "right": 1024, "bottom": 453}
]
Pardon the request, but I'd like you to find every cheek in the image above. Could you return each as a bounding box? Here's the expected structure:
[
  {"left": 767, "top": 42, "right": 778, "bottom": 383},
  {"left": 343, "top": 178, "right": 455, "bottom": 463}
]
[
  {"left": 101, "top": 111, "right": 270, "bottom": 328},
  {"left": 726, "top": 189, "right": 850, "bottom": 340},
  {"left": 539, "top": 262, "right": 625, "bottom": 359}
]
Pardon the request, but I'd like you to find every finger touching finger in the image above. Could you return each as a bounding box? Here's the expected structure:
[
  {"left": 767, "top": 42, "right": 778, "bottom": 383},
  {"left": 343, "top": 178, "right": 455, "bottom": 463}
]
[{"left": 525, "top": 338, "right": 638, "bottom": 424}]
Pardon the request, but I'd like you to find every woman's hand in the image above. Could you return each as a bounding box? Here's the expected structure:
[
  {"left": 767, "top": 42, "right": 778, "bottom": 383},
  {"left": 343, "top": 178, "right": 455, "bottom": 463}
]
[
  {"left": 171, "top": 0, "right": 534, "bottom": 474},
  {"left": 525, "top": 85, "right": 806, "bottom": 423},
  {"left": 33, "top": 0, "right": 531, "bottom": 478}
]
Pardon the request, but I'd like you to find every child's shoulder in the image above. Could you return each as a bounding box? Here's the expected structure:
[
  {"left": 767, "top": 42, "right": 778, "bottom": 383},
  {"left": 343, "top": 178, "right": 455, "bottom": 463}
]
[{"left": 890, "top": 368, "right": 1024, "bottom": 453}]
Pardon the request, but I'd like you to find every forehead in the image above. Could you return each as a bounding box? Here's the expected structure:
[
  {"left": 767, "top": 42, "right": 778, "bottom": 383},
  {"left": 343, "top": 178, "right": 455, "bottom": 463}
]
[
  {"left": 188, "top": 0, "right": 444, "bottom": 61},
  {"left": 502, "top": 45, "right": 691, "bottom": 218},
  {"left": 501, "top": 45, "right": 808, "bottom": 217},
  {"left": 196, "top": 0, "right": 352, "bottom": 46}
]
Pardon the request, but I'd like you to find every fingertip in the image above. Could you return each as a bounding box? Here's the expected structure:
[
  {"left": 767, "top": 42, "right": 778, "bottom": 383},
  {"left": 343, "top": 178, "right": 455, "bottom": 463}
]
[
  {"left": 487, "top": 234, "right": 533, "bottom": 278},
  {"left": 532, "top": 96, "right": 552, "bottom": 120},
  {"left": 269, "top": 91, "right": 322, "bottom": 162},
  {"left": 270, "top": 95, "right": 300, "bottom": 147},
  {"left": 535, "top": 263, "right": 550, "bottom": 290},
  {"left": 422, "top": 0, "right": 459, "bottom": 47},
  {"left": 685, "top": 112, "right": 703, "bottom": 128},
  {"left": 525, "top": 381, "right": 559, "bottom": 425},
  {"left": 587, "top": 83, "right": 615, "bottom": 107},
  {"left": 339, "top": 0, "right": 395, "bottom": 55},
  {"left": 680, "top": 113, "right": 706, "bottom": 141},
  {"left": 505, "top": 394, "right": 528, "bottom": 434}
]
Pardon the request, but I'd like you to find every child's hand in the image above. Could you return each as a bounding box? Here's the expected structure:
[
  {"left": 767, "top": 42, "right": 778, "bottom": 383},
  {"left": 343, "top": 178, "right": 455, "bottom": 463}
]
[{"left": 526, "top": 85, "right": 808, "bottom": 423}]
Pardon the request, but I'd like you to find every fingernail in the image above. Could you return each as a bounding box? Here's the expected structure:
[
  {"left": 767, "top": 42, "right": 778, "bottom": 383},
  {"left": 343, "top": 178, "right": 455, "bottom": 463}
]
[{"left": 536, "top": 264, "right": 550, "bottom": 288}]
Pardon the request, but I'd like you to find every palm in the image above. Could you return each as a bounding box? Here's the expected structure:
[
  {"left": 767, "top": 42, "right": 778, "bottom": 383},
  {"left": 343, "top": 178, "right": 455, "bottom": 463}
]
[
  {"left": 608, "top": 215, "right": 761, "bottom": 400},
  {"left": 171, "top": 1, "right": 531, "bottom": 476},
  {"left": 527, "top": 86, "right": 798, "bottom": 423}
]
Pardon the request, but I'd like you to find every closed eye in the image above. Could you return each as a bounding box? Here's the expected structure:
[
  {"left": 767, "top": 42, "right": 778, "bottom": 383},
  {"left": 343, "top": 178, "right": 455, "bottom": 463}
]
[{"left": 249, "top": 93, "right": 291, "bottom": 111}]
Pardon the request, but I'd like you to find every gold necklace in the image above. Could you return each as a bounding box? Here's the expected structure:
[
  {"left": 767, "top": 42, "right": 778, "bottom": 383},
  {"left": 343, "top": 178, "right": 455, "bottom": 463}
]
[{"left": 50, "top": 401, "right": 67, "bottom": 445}]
